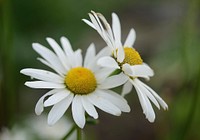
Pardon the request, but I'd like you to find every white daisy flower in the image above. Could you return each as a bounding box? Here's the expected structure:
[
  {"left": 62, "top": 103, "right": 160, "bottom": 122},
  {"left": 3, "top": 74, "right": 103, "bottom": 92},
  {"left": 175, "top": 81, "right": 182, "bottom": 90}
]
[
  {"left": 20, "top": 36, "right": 130, "bottom": 128},
  {"left": 83, "top": 11, "right": 168, "bottom": 122}
]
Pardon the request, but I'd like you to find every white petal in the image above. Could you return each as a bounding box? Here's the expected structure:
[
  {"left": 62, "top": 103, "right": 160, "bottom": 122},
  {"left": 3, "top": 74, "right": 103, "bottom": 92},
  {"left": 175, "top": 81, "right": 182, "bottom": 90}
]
[
  {"left": 32, "top": 43, "right": 66, "bottom": 74},
  {"left": 72, "top": 95, "right": 86, "bottom": 128},
  {"left": 124, "top": 28, "right": 136, "bottom": 47},
  {"left": 112, "top": 13, "right": 122, "bottom": 48},
  {"left": 48, "top": 93, "right": 73, "bottom": 125},
  {"left": 84, "top": 43, "right": 96, "bottom": 67},
  {"left": 88, "top": 92, "right": 121, "bottom": 116},
  {"left": 44, "top": 90, "right": 70, "bottom": 107},
  {"left": 122, "top": 63, "right": 134, "bottom": 76},
  {"left": 95, "top": 68, "right": 115, "bottom": 83},
  {"left": 73, "top": 49, "right": 83, "bottom": 67},
  {"left": 122, "top": 63, "right": 154, "bottom": 79},
  {"left": 117, "top": 46, "right": 125, "bottom": 63},
  {"left": 20, "top": 68, "right": 64, "bottom": 83},
  {"left": 121, "top": 81, "right": 133, "bottom": 97},
  {"left": 97, "top": 56, "right": 120, "bottom": 69},
  {"left": 60, "top": 36, "right": 74, "bottom": 56},
  {"left": 139, "top": 80, "right": 168, "bottom": 110},
  {"left": 46, "top": 37, "right": 70, "bottom": 70},
  {"left": 98, "top": 89, "right": 130, "bottom": 112},
  {"left": 130, "top": 79, "right": 155, "bottom": 122},
  {"left": 82, "top": 19, "right": 96, "bottom": 29},
  {"left": 81, "top": 95, "right": 98, "bottom": 119},
  {"left": 98, "top": 72, "right": 128, "bottom": 89},
  {"left": 35, "top": 89, "right": 59, "bottom": 115},
  {"left": 134, "top": 79, "right": 160, "bottom": 109},
  {"left": 25, "top": 81, "right": 65, "bottom": 89},
  {"left": 96, "top": 46, "right": 112, "bottom": 58},
  {"left": 37, "top": 58, "right": 64, "bottom": 76}
]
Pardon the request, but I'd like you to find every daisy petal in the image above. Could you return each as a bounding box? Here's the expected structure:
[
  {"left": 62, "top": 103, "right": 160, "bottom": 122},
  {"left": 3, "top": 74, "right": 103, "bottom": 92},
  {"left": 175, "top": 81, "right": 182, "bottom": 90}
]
[
  {"left": 32, "top": 43, "right": 66, "bottom": 75},
  {"left": 124, "top": 28, "right": 136, "bottom": 47},
  {"left": 112, "top": 13, "right": 122, "bottom": 48},
  {"left": 130, "top": 79, "right": 155, "bottom": 122},
  {"left": 35, "top": 89, "right": 59, "bottom": 115},
  {"left": 81, "top": 96, "right": 98, "bottom": 119},
  {"left": 72, "top": 95, "right": 86, "bottom": 128},
  {"left": 121, "top": 81, "right": 133, "bottom": 97},
  {"left": 25, "top": 81, "right": 65, "bottom": 89},
  {"left": 88, "top": 92, "right": 121, "bottom": 116},
  {"left": 123, "top": 63, "right": 154, "bottom": 79},
  {"left": 48, "top": 93, "right": 73, "bottom": 125},
  {"left": 117, "top": 46, "right": 125, "bottom": 63},
  {"left": 37, "top": 58, "right": 64, "bottom": 76},
  {"left": 74, "top": 49, "right": 83, "bottom": 67},
  {"left": 98, "top": 89, "right": 130, "bottom": 112},
  {"left": 135, "top": 79, "right": 160, "bottom": 109},
  {"left": 84, "top": 43, "right": 96, "bottom": 67},
  {"left": 20, "top": 68, "right": 64, "bottom": 83},
  {"left": 60, "top": 36, "right": 74, "bottom": 58},
  {"left": 95, "top": 68, "right": 115, "bottom": 83},
  {"left": 46, "top": 37, "right": 69, "bottom": 70},
  {"left": 44, "top": 90, "right": 70, "bottom": 107},
  {"left": 140, "top": 80, "right": 168, "bottom": 110},
  {"left": 97, "top": 56, "right": 120, "bottom": 69},
  {"left": 98, "top": 72, "right": 128, "bottom": 89},
  {"left": 82, "top": 19, "right": 96, "bottom": 29}
]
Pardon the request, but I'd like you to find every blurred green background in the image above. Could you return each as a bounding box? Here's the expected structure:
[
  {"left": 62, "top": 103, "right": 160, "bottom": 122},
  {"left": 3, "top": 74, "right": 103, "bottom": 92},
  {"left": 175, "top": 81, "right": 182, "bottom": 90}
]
[{"left": 0, "top": 0, "right": 200, "bottom": 139}]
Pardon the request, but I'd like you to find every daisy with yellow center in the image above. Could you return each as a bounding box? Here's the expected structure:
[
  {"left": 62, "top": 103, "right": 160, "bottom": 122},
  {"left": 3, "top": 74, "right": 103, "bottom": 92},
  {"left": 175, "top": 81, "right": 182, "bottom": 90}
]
[
  {"left": 83, "top": 11, "right": 168, "bottom": 122},
  {"left": 20, "top": 36, "right": 130, "bottom": 128}
]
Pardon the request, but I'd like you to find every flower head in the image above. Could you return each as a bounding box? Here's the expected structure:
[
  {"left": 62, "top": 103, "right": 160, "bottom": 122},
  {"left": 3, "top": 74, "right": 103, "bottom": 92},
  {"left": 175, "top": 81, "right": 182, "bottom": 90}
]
[
  {"left": 83, "top": 11, "right": 168, "bottom": 122},
  {"left": 21, "top": 36, "right": 130, "bottom": 128}
]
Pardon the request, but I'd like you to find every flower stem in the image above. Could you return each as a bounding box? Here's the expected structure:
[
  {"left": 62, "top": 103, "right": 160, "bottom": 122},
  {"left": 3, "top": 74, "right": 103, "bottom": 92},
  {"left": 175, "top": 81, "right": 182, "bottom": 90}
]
[
  {"left": 61, "top": 125, "right": 76, "bottom": 140},
  {"left": 77, "top": 127, "right": 82, "bottom": 140}
]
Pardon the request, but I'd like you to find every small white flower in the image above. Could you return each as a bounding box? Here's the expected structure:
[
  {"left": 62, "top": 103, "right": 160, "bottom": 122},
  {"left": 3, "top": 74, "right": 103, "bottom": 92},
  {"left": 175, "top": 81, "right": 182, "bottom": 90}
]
[
  {"left": 21, "top": 36, "right": 130, "bottom": 128},
  {"left": 83, "top": 11, "right": 168, "bottom": 122}
]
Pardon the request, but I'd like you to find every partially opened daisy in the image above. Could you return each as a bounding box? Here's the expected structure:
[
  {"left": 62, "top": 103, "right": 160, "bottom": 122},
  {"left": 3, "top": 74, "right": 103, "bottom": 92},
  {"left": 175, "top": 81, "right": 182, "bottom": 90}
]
[
  {"left": 83, "top": 11, "right": 168, "bottom": 122},
  {"left": 20, "top": 36, "right": 130, "bottom": 128}
]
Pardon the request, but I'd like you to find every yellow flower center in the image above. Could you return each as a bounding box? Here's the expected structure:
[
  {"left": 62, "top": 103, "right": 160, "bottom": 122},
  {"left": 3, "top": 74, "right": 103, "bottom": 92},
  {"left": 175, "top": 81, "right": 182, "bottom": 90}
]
[
  {"left": 65, "top": 67, "right": 97, "bottom": 95},
  {"left": 121, "top": 47, "right": 143, "bottom": 65}
]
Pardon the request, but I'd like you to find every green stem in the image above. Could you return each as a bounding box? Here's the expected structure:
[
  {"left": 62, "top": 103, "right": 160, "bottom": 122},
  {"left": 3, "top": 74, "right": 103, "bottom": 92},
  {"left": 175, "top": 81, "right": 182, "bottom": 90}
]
[
  {"left": 77, "top": 127, "right": 82, "bottom": 140},
  {"left": 61, "top": 125, "right": 76, "bottom": 140}
]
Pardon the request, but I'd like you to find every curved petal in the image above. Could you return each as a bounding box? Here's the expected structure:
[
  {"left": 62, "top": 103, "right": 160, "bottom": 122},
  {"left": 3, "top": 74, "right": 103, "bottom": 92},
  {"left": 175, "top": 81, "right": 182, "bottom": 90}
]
[
  {"left": 25, "top": 81, "right": 65, "bottom": 89},
  {"left": 72, "top": 95, "right": 86, "bottom": 128},
  {"left": 97, "top": 56, "right": 120, "bottom": 69},
  {"left": 44, "top": 90, "right": 70, "bottom": 107},
  {"left": 95, "top": 68, "right": 115, "bottom": 83},
  {"left": 84, "top": 43, "right": 96, "bottom": 67},
  {"left": 122, "top": 63, "right": 154, "bottom": 79},
  {"left": 81, "top": 95, "right": 98, "bottom": 119},
  {"left": 87, "top": 91, "right": 121, "bottom": 116},
  {"left": 48, "top": 93, "right": 73, "bottom": 125},
  {"left": 46, "top": 37, "right": 70, "bottom": 70},
  {"left": 20, "top": 68, "right": 64, "bottom": 83},
  {"left": 112, "top": 13, "right": 122, "bottom": 48},
  {"left": 35, "top": 89, "right": 60, "bottom": 115},
  {"left": 98, "top": 72, "right": 128, "bottom": 89},
  {"left": 37, "top": 58, "right": 64, "bottom": 76},
  {"left": 117, "top": 46, "right": 125, "bottom": 63},
  {"left": 98, "top": 89, "right": 130, "bottom": 112},
  {"left": 139, "top": 80, "right": 168, "bottom": 110},
  {"left": 124, "top": 28, "right": 136, "bottom": 47},
  {"left": 121, "top": 81, "right": 133, "bottom": 97},
  {"left": 82, "top": 19, "right": 96, "bottom": 29},
  {"left": 73, "top": 49, "right": 83, "bottom": 67},
  {"left": 130, "top": 79, "right": 155, "bottom": 122},
  {"left": 32, "top": 43, "right": 66, "bottom": 74}
]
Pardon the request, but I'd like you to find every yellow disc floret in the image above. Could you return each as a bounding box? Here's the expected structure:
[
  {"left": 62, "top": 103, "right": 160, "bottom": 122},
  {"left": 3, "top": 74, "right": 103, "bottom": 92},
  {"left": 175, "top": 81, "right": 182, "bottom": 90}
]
[
  {"left": 65, "top": 67, "right": 97, "bottom": 95},
  {"left": 122, "top": 47, "right": 143, "bottom": 65}
]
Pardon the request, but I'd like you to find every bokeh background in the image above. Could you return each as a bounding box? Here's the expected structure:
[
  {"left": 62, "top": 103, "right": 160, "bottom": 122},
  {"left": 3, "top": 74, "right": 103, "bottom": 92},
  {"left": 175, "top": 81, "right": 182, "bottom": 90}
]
[{"left": 0, "top": 0, "right": 200, "bottom": 140}]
